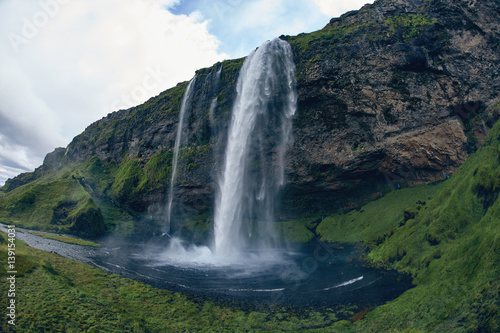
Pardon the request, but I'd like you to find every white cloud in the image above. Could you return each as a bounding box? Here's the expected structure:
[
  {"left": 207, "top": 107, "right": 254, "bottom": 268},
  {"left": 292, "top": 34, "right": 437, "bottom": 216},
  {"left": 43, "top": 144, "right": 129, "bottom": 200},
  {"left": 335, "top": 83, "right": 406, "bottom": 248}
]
[
  {"left": 314, "top": 0, "right": 371, "bottom": 17},
  {"left": 176, "top": 0, "right": 328, "bottom": 57},
  {"left": 0, "top": 0, "right": 375, "bottom": 185},
  {"left": 172, "top": 0, "right": 374, "bottom": 58},
  {"left": 0, "top": 0, "right": 228, "bottom": 185}
]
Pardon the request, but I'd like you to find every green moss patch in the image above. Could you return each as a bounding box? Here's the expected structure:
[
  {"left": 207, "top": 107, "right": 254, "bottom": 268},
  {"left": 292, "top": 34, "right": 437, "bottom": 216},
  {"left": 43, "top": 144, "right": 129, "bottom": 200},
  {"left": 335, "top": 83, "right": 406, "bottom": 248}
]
[
  {"left": 317, "top": 184, "right": 443, "bottom": 244},
  {"left": 0, "top": 175, "right": 106, "bottom": 237},
  {"left": 276, "top": 218, "right": 316, "bottom": 243}
]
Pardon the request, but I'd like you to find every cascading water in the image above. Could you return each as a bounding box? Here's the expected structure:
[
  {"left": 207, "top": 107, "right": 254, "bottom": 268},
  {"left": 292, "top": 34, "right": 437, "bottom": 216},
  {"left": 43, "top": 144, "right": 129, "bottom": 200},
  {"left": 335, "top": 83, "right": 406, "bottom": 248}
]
[
  {"left": 165, "top": 75, "right": 197, "bottom": 233},
  {"left": 208, "top": 66, "right": 221, "bottom": 128},
  {"left": 214, "top": 38, "right": 297, "bottom": 257}
]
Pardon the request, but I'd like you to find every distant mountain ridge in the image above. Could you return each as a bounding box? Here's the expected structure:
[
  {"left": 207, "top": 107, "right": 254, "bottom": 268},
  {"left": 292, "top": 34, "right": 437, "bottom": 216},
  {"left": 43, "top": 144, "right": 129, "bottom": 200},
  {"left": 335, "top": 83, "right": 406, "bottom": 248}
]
[{"left": 1, "top": 0, "right": 499, "bottom": 239}]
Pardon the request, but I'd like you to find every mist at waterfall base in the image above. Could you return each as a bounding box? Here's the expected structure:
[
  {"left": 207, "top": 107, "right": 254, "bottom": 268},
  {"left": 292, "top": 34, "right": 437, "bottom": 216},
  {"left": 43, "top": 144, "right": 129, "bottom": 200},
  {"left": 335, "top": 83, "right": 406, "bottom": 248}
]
[
  {"left": 6, "top": 224, "right": 413, "bottom": 310},
  {"left": 124, "top": 38, "right": 413, "bottom": 307},
  {"left": 89, "top": 239, "right": 412, "bottom": 309}
]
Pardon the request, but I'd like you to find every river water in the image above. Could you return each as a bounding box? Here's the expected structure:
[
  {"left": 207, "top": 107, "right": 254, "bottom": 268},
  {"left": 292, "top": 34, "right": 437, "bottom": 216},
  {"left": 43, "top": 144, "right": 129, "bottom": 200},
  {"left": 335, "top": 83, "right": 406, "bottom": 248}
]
[{"left": 1, "top": 224, "right": 413, "bottom": 310}]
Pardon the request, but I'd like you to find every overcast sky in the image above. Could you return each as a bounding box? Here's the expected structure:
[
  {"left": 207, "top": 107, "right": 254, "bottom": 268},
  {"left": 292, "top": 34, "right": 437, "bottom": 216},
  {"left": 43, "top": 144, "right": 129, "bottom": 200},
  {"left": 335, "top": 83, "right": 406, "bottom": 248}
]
[{"left": 0, "top": 0, "right": 373, "bottom": 185}]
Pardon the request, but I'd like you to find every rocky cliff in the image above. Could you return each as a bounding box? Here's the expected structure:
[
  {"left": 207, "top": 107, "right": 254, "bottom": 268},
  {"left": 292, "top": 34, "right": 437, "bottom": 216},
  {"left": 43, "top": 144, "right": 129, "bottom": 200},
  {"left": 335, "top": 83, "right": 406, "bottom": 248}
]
[
  {"left": 1, "top": 0, "right": 499, "bottom": 239},
  {"left": 283, "top": 0, "right": 500, "bottom": 211}
]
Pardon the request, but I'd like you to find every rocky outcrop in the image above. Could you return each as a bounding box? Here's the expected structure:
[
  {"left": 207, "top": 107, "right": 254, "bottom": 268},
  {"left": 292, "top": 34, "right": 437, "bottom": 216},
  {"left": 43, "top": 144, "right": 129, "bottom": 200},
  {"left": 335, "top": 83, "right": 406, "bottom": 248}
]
[
  {"left": 3, "top": 0, "right": 500, "bottom": 234},
  {"left": 280, "top": 0, "right": 500, "bottom": 212}
]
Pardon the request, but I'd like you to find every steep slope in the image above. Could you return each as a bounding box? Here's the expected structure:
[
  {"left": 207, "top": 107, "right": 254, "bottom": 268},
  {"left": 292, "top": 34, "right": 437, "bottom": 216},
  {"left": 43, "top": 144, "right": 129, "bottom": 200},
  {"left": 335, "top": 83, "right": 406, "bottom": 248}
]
[
  {"left": 315, "top": 108, "right": 500, "bottom": 331},
  {"left": 1, "top": 0, "right": 499, "bottom": 238}
]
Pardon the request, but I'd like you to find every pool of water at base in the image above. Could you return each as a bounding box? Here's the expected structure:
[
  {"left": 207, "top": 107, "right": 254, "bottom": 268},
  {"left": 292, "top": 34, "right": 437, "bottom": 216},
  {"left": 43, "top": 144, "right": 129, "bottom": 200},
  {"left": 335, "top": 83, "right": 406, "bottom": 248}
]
[{"left": 2, "top": 225, "right": 413, "bottom": 310}]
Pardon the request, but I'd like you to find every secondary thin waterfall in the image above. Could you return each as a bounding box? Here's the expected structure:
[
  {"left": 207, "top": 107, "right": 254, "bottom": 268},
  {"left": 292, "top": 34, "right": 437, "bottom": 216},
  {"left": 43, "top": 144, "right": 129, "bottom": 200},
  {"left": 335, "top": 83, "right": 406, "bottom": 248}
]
[
  {"left": 208, "top": 66, "right": 221, "bottom": 127},
  {"left": 214, "top": 38, "right": 297, "bottom": 256},
  {"left": 209, "top": 97, "right": 217, "bottom": 127},
  {"left": 166, "top": 76, "right": 196, "bottom": 232}
]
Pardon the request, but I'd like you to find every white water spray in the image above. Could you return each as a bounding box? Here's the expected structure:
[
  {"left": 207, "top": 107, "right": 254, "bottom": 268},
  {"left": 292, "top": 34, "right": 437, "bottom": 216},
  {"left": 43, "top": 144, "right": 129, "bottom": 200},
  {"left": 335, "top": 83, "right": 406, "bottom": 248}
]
[
  {"left": 214, "top": 38, "right": 297, "bottom": 257},
  {"left": 166, "top": 76, "right": 197, "bottom": 232}
]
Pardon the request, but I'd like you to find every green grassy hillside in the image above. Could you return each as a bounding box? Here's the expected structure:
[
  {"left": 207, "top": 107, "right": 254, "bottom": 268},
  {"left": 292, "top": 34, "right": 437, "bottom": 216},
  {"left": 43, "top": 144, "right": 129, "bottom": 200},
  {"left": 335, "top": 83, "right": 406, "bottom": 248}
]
[
  {"left": 0, "top": 164, "right": 107, "bottom": 237},
  {"left": 330, "top": 120, "right": 500, "bottom": 332},
  {"left": 317, "top": 183, "right": 444, "bottom": 245},
  {"left": 0, "top": 159, "right": 134, "bottom": 237}
]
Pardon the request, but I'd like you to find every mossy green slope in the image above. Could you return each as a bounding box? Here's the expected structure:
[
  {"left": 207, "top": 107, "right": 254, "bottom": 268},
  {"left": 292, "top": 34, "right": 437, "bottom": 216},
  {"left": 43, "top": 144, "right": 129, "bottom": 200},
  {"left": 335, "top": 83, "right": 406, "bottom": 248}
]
[
  {"left": 0, "top": 160, "right": 125, "bottom": 237},
  {"left": 313, "top": 120, "right": 500, "bottom": 332},
  {"left": 0, "top": 168, "right": 106, "bottom": 238},
  {"left": 317, "top": 184, "right": 444, "bottom": 245}
]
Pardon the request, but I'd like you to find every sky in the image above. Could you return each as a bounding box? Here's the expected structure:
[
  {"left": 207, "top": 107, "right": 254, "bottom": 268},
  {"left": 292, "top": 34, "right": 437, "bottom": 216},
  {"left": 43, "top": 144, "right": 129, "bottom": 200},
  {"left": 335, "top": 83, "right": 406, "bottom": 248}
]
[{"left": 0, "top": 0, "right": 373, "bottom": 185}]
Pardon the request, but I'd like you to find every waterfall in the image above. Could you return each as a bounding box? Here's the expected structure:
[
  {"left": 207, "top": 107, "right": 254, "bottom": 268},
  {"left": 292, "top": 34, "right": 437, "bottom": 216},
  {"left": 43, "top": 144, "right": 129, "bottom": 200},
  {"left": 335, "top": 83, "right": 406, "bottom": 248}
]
[
  {"left": 209, "top": 97, "right": 217, "bottom": 127},
  {"left": 214, "top": 38, "right": 297, "bottom": 257},
  {"left": 166, "top": 75, "right": 197, "bottom": 232},
  {"left": 209, "top": 66, "right": 222, "bottom": 126}
]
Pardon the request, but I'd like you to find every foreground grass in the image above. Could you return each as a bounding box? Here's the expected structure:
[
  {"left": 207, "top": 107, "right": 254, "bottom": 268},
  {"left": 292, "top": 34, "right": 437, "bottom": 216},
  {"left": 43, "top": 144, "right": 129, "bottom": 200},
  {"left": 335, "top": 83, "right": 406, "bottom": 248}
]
[
  {"left": 0, "top": 160, "right": 137, "bottom": 238},
  {"left": 28, "top": 231, "right": 101, "bottom": 247}
]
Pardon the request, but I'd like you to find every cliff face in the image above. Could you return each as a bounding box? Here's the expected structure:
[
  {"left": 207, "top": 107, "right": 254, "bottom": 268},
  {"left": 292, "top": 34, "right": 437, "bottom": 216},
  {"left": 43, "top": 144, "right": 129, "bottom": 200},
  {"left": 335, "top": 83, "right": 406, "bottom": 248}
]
[
  {"left": 282, "top": 0, "right": 500, "bottom": 211},
  {"left": 2, "top": 0, "right": 500, "bottom": 238}
]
